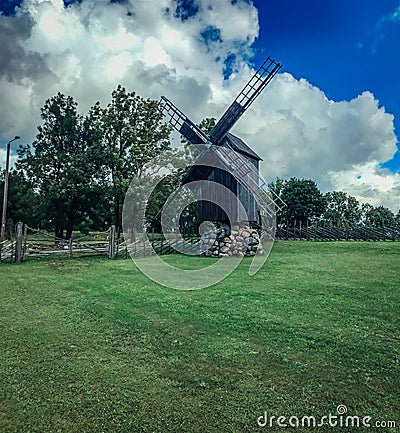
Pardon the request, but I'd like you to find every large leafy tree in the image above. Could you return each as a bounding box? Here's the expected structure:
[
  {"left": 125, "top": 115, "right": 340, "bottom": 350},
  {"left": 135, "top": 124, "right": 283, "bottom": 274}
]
[
  {"left": 362, "top": 203, "right": 395, "bottom": 227},
  {"left": 16, "top": 88, "right": 172, "bottom": 237},
  {"left": 322, "top": 191, "right": 362, "bottom": 227},
  {"left": 277, "top": 177, "right": 324, "bottom": 226},
  {"left": 17, "top": 92, "right": 96, "bottom": 238},
  {"left": 79, "top": 101, "right": 112, "bottom": 231},
  {"left": 99, "top": 85, "right": 171, "bottom": 233}
]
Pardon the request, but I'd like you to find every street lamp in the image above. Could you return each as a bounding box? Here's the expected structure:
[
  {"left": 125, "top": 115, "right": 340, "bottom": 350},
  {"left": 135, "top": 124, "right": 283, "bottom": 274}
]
[{"left": 1, "top": 136, "right": 21, "bottom": 248}]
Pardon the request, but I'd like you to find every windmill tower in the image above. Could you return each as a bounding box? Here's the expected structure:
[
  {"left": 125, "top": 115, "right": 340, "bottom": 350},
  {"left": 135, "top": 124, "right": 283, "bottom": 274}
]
[{"left": 159, "top": 56, "right": 284, "bottom": 229}]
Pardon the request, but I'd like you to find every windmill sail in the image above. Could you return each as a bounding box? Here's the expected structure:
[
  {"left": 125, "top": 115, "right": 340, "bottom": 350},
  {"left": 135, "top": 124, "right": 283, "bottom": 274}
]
[
  {"left": 159, "top": 96, "right": 208, "bottom": 145},
  {"left": 209, "top": 57, "right": 282, "bottom": 145}
]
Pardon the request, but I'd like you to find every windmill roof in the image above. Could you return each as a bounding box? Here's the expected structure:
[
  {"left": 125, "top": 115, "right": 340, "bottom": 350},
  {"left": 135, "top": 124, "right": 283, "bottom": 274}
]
[
  {"left": 224, "top": 133, "right": 262, "bottom": 161},
  {"left": 181, "top": 133, "right": 261, "bottom": 186}
]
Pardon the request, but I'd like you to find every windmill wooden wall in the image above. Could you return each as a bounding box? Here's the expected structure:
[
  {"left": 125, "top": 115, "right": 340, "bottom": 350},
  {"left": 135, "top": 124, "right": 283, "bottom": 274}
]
[{"left": 182, "top": 133, "right": 261, "bottom": 225}]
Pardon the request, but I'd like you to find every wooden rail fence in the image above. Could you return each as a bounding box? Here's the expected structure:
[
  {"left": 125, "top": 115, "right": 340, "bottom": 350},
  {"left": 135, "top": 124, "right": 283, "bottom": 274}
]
[
  {"left": 275, "top": 223, "right": 400, "bottom": 241},
  {"left": 0, "top": 223, "right": 202, "bottom": 263},
  {"left": 0, "top": 221, "right": 398, "bottom": 263}
]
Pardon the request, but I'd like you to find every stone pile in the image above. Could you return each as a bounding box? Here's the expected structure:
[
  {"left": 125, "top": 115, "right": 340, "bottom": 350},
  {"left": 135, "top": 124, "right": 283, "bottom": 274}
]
[{"left": 199, "top": 224, "right": 264, "bottom": 257}]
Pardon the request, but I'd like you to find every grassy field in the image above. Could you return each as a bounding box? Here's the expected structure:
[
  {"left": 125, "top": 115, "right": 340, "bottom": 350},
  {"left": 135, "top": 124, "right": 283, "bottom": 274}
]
[{"left": 0, "top": 241, "right": 399, "bottom": 432}]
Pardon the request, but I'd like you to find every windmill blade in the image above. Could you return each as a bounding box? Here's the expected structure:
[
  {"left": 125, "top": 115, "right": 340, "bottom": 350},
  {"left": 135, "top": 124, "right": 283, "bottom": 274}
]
[
  {"left": 209, "top": 57, "right": 282, "bottom": 145},
  {"left": 159, "top": 96, "right": 208, "bottom": 145}
]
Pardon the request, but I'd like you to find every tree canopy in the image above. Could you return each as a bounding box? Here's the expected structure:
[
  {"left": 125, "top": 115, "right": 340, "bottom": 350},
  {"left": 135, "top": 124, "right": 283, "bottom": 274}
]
[
  {"left": 322, "top": 191, "right": 362, "bottom": 228},
  {"left": 15, "top": 87, "right": 171, "bottom": 238},
  {"left": 270, "top": 177, "right": 325, "bottom": 226}
]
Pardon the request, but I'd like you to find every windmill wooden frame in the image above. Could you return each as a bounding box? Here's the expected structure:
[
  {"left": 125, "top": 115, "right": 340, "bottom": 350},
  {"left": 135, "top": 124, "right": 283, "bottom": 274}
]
[{"left": 159, "top": 56, "right": 284, "bottom": 227}]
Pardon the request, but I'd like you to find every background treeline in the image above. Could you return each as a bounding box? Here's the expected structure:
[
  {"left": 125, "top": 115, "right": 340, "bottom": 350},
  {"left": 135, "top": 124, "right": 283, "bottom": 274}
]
[
  {"left": 269, "top": 178, "right": 399, "bottom": 229},
  {"left": 1, "top": 88, "right": 399, "bottom": 237}
]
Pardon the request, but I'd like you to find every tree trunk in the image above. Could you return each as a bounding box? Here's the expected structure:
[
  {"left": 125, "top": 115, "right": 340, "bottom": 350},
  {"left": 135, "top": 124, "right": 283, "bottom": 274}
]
[
  {"left": 66, "top": 227, "right": 73, "bottom": 240},
  {"left": 55, "top": 227, "right": 64, "bottom": 242},
  {"left": 66, "top": 219, "right": 74, "bottom": 240}
]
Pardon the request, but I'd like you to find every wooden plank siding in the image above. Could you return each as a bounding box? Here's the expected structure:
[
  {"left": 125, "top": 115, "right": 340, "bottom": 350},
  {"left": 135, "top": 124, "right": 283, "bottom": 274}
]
[{"left": 189, "top": 146, "right": 260, "bottom": 224}]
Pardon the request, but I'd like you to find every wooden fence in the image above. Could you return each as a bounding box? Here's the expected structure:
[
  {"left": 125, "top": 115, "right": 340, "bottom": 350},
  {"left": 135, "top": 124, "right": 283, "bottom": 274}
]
[
  {"left": 125, "top": 236, "right": 200, "bottom": 258},
  {"left": 275, "top": 223, "right": 400, "bottom": 241},
  {"left": 1, "top": 221, "right": 398, "bottom": 264},
  {"left": 0, "top": 223, "right": 201, "bottom": 263},
  {"left": 0, "top": 223, "right": 115, "bottom": 263}
]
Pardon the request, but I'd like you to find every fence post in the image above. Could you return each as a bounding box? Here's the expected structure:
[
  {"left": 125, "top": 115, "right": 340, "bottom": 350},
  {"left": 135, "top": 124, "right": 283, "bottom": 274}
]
[
  {"left": 109, "top": 225, "right": 116, "bottom": 259},
  {"left": 15, "top": 222, "right": 23, "bottom": 263},
  {"left": 23, "top": 224, "right": 27, "bottom": 260},
  {"left": 9, "top": 226, "right": 14, "bottom": 260},
  {"left": 68, "top": 237, "right": 73, "bottom": 259}
]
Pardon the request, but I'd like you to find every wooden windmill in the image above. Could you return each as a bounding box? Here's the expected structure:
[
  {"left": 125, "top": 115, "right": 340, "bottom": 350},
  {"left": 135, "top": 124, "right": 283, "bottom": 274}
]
[{"left": 158, "top": 56, "right": 284, "bottom": 228}]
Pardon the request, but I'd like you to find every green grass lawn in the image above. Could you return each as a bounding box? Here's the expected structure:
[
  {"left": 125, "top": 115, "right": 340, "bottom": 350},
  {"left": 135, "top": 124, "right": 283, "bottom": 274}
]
[{"left": 0, "top": 241, "right": 399, "bottom": 432}]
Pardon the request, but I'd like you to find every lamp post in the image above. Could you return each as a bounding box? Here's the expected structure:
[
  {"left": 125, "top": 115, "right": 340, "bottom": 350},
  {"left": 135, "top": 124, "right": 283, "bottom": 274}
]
[{"left": 1, "top": 136, "right": 21, "bottom": 250}]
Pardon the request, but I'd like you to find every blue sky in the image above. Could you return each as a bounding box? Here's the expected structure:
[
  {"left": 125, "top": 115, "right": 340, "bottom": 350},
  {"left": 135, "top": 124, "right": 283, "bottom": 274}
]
[
  {"left": 253, "top": 0, "right": 400, "bottom": 172},
  {"left": 0, "top": 0, "right": 399, "bottom": 210}
]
